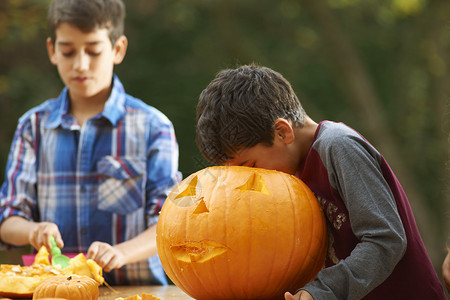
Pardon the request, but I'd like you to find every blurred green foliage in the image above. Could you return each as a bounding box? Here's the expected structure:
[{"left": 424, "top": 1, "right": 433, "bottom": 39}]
[{"left": 0, "top": 0, "right": 448, "bottom": 272}]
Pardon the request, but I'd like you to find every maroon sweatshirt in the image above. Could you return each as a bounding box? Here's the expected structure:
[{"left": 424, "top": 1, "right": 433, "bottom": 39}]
[{"left": 296, "top": 121, "right": 445, "bottom": 299}]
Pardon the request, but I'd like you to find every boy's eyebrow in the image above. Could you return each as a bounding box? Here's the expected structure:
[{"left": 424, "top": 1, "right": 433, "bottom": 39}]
[
  {"left": 238, "top": 160, "right": 249, "bottom": 166},
  {"left": 224, "top": 160, "right": 247, "bottom": 166},
  {"left": 57, "top": 41, "right": 72, "bottom": 46},
  {"left": 57, "top": 41, "right": 104, "bottom": 46}
]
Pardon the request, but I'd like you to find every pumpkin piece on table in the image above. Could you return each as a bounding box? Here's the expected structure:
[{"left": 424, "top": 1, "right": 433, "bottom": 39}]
[
  {"left": 0, "top": 275, "right": 43, "bottom": 298},
  {"left": 115, "top": 296, "right": 141, "bottom": 300},
  {"left": 142, "top": 293, "right": 161, "bottom": 300},
  {"left": 157, "top": 166, "right": 328, "bottom": 300},
  {"left": 30, "top": 245, "right": 104, "bottom": 285},
  {"left": 63, "top": 253, "right": 104, "bottom": 285},
  {"left": 0, "top": 263, "right": 63, "bottom": 298},
  {"left": 0, "top": 249, "right": 104, "bottom": 299},
  {"left": 33, "top": 246, "right": 51, "bottom": 266},
  {"left": 115, "top": 293, "right": 161, "bottom": 300},
  {"left": 32, "top": 275, "right": 99, "bottom": 300}
]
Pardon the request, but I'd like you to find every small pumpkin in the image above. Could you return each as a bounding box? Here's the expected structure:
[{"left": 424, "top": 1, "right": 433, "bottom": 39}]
[
  {"left": 157, "top": 166, "right": 327, "bottom": 300},
  {"left": 32, "top": 275, "right": 99, "bottom": 300}
]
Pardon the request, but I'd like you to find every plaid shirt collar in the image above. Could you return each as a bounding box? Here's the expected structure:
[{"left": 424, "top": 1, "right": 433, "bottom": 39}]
[{"left": 44, "top": 74, "right": 126, "bottom": 129}]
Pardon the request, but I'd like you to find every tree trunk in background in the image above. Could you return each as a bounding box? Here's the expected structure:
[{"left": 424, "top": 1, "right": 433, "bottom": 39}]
[{"left": 300, "top": 0, "right": 441, "bottom": 265}]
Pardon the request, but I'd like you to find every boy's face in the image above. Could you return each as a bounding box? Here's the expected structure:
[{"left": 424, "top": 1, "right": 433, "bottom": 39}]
[
  {"left": 47, "top": 22, "right": 127, "bottom": 102},
  {"left": 220, "top": 118, "right": 316, "bottom": 175},
  {"left": 224, "top": 139, "right": 300, "bottom": 175}
]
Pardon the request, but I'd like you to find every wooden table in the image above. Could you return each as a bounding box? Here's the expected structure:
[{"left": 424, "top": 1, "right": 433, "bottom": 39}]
[
  {"left": 99, "top": 285, "right": 193, "bottom": 300},
  {"left": 4, "top": 285, "right": 192, "bottom": 300}
]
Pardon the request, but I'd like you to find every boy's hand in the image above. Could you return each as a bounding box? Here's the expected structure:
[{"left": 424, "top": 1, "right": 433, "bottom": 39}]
[
  {"left": 87, "top": 241, "right": 126, "bottom": 272},
  {"left": 285, "top": 290, "right": 314, "bottom": 300},
  {"left": 28, "top": 221, "right": 63, "bottom": 251}
]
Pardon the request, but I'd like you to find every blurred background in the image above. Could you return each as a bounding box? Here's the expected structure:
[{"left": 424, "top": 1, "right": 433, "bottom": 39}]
[{"left": 0, "top": 0, "right": 448, "bottom": 290}]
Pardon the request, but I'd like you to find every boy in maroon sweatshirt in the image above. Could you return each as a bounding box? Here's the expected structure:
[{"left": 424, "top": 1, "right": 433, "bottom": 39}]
[{"left": 195, "top": 64, "right": 446, "bottom": 299}]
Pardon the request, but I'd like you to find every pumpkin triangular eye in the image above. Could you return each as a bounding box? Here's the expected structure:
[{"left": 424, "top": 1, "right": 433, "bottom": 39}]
[
  {"left": 173, "top": 175, "right": 199, "bottom": 206},
  {"left": 192, "top": 197, "right": 209, "bottom": 215},
  {"left": 236, "top": 172, "right": 271, "bottom": 195}
]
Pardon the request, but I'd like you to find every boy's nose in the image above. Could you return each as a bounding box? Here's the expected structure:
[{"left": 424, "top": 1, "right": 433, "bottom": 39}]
[{"left": 74, "top": 52, "right": 89, "bottom": 71}]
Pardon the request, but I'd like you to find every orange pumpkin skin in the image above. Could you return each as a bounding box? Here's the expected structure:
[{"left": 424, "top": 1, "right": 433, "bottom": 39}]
[
  {"left": 157, "top": 166, "right": 327, "bottom": 300},
  {"left": 32, "top": 275, "right": 99, "bottom": 300}
]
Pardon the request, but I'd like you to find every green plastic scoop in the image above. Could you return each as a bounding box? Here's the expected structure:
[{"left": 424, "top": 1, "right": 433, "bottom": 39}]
[{"left": 50, "top": 236, "right": 70, "bottom": 269}]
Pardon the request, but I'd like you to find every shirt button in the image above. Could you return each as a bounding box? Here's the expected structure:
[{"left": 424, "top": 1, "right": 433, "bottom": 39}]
[
  {"left": 80, "top": 185, "right": 86, "bottom": 193},
  {"left": 80, "top": 227, "right": 88, "bottom": 235}
]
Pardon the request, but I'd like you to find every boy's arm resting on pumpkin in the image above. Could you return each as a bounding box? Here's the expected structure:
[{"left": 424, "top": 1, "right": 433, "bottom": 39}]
[{"left": 300, "top": 132, "right": 407, "bottom": 299}]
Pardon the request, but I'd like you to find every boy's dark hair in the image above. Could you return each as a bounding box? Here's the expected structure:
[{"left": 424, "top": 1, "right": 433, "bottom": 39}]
[
  {"left": 48, "top": 0, "right": 125, "bottom": 45},
  {"left": 196, "top": 64, "right": 306, "bottom": 165}
]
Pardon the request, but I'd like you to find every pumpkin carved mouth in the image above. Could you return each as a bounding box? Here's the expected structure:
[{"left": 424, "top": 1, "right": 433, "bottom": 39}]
[{"left": 170, "top": 240, "right": 228, "bottom": 263}]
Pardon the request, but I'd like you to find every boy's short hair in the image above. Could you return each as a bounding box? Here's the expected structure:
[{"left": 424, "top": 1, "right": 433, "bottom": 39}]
[
  {"left": 48, "top": 0, "right": 125, "bottom": 45},
  {"left": 196, "top": 64, "right": 306, "bottom": 165}
]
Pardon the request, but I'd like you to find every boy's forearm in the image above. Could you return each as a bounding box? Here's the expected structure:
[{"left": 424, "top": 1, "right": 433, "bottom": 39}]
[
  {"left": 114, "top": 223, "right": 158, "bottom": 264},
  {"left": 0, "top": 216, "right": 34, "bottom": 246}
]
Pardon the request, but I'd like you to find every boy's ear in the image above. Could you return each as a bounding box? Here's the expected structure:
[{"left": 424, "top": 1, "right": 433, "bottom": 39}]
[
  {"left": 274, "top": 118, "right": 295, "bottom": 144},
  {"left": 113, "top": 35, "right": 128, "bottom": 65},
  {"left": 46, "top": 37, "right": 57, "bottom": 65}
]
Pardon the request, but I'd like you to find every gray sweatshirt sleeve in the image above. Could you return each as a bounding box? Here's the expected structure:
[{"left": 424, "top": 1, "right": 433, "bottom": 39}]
[{"left": 301, "top": 126, "right": 407, "bottom": 299}]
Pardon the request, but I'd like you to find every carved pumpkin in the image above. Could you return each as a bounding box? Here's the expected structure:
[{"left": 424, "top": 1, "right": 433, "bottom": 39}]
[
  {"left": 157, "top": 166, "right": 327, "bottom": 300},
  {"left": 32, "top": 275, "right": 99, "bottom": 300}
]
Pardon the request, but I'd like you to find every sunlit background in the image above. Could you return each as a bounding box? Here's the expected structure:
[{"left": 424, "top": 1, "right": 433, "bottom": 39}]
[{"left": 0, "top": 0, "right": 448, "bottom": 291}]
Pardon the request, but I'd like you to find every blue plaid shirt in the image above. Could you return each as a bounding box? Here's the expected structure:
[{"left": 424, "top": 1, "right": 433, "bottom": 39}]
[{"left": 0, "top": 75, "right": 181, "bottom": 285}]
